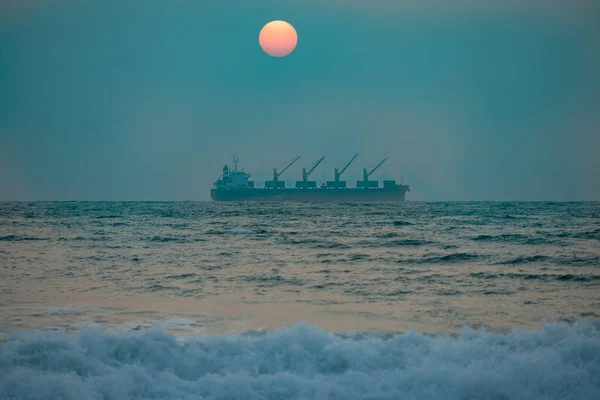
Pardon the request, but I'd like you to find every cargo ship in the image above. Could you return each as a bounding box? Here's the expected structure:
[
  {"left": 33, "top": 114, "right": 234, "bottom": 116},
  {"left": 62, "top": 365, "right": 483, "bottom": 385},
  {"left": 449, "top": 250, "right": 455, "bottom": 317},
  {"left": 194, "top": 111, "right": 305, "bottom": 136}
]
[{"left": 210, "top": 154, "right": 409, "bottom": 202}]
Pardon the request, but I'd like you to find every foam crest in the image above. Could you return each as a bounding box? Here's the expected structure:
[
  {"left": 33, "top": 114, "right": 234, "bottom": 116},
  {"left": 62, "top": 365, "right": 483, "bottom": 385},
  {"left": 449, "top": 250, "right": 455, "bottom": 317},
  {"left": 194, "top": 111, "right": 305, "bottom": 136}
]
[{"left": 1, "top": 321, "right": 599, "bottom": 399}]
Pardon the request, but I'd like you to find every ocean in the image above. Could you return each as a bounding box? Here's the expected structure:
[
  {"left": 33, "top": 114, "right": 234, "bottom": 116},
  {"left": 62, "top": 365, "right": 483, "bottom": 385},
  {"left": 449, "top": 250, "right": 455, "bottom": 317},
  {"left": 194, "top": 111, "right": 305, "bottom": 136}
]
[{"left": 1, "top": 201, "right": 599, "bottom": 399}]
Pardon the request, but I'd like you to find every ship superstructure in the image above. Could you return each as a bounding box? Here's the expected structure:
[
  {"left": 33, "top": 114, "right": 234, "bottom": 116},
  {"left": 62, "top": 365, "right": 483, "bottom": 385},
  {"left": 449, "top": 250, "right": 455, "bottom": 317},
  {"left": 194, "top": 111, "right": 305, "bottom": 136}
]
[{"left": 210, "top": 155, "right": 410, "bottom": 202}]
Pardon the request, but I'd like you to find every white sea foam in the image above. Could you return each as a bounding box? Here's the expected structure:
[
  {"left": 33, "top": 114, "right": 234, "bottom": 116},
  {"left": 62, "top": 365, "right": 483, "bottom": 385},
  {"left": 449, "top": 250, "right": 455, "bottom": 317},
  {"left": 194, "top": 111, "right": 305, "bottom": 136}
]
[{"left": 1, "top": 321, "right": 599, "bottom": 399}]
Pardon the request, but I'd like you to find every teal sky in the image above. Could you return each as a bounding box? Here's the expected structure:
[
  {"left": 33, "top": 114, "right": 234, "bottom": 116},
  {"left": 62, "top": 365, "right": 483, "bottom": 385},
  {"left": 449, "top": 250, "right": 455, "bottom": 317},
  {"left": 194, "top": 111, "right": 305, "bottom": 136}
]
[{"left": 1, "top": 0, "right": 599, "bottom": 200}]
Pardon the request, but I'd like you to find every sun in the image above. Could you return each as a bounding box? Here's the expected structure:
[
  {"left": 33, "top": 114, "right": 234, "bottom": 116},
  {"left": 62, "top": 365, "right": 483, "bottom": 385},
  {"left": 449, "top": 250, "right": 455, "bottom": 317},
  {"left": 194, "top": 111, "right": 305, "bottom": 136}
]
[{"left": 259, "top": 20, "right": 298, "bottom": 58}]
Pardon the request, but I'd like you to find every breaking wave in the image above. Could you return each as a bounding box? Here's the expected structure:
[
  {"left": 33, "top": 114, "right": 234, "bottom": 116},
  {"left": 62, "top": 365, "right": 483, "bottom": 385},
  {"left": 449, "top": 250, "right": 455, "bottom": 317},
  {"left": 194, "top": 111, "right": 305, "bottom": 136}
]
[{"left": 2, "top": 322, "right": 599, "bottom": 400}]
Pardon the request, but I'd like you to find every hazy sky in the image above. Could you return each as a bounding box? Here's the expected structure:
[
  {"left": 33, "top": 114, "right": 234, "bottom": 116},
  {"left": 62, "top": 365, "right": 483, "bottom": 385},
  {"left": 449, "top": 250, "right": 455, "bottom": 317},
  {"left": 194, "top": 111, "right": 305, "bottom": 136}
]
[{"left": 1, "top": 0, "right": 599, "bottom": 201}]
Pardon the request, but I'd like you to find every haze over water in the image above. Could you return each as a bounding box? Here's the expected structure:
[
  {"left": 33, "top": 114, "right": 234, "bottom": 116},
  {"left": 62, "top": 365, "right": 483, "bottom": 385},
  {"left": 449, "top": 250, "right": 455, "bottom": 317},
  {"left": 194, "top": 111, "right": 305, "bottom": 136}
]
[{"left": 1, "top": 201, "right": 599, "bottom": 398}]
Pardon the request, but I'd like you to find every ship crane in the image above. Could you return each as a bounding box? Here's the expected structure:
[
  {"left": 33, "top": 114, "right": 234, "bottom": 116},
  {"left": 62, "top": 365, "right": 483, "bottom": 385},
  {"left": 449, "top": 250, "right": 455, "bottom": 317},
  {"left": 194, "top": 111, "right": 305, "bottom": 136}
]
[
  {"left": 296, "top": 156, "right": 325, "bottom": 189},
  {"left": 326, "top": 153, "right": 358, "bottom": 189},
  {"left": 266, "top": 156, "right": 300, "bottom": 189},
  {"left": 357, "top": 158, "right": 387, "bottom": 188},
  {"left": 363, "top": 158, "right": 387, "bottom": 181}
]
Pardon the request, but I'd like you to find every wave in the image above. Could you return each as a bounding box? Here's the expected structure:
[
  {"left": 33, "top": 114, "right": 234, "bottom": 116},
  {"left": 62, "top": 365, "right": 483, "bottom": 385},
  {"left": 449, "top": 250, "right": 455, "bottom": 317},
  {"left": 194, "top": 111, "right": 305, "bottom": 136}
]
[
  {"left": 496, "top": 254, "right": 600, "bottom": 266},
  {"left": 205, "top": 229, "right": 270, "bottom": 236},
  {"left": 560, "top": 255, "right": 600, "bottom": 267},
  {"left": 0, "top": 235, "right": 46, "bottom": 241},
  {"left": 147, "top": 236, "right": 206, "bottom": 243},
  {"left": 231, "top": 275, "right": 305, "bottom": 287},
  {"left": 497, "top": 255, "right": 550, "bottom": 265},
  {"left": 392, "top": 220, "right": 414, "bottom": 226},
  {"left": 574, "top": 229, "right": 600, "bottom": 240},
  {"left": 471, "top": 272, "right": 600, "bottom": 282},
  {"left": 542, "top": 228, "right": 600, "bottom": 241},
  {"left": 353, "top": 238, "right": 434, "bottom": 249},
  {"left": 392, "top": 239, "right": 434, "bottom": 247},
  {"left": 313, "top": 242, "right": 351, "bottom": 250},
  {"left": 394, "top": 252, "right": 484, "bottom": 265},
  {"left": 165, "top": 273, "right": 198, "bottom": 280},
  {"left": 424, "top": 252, "right": 483, "bottom": 264},
  {"left": 1, "top": 322, "right": 599, "bottom": 400},
  {"left": 471, "top": 234, "right": 553, "bottom": 245}
]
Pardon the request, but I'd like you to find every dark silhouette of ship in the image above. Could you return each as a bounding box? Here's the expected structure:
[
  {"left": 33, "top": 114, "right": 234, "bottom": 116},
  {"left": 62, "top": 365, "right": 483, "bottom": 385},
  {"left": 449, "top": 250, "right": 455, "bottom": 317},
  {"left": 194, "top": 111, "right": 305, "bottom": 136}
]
[{"left": 210, "top": 155, "right": 409, "bottom": 202}]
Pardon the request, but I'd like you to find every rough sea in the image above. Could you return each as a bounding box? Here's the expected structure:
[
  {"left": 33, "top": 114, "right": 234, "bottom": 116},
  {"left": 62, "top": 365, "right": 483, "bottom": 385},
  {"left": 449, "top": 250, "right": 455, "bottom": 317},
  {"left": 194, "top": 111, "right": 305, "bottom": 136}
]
[{"left": 1, "top": 201, "right": 599, "bottom": 399}]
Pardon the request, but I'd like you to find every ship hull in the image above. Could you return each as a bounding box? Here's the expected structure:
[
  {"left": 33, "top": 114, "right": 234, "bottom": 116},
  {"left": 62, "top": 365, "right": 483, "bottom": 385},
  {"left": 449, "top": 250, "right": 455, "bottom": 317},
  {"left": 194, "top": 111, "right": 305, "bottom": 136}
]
[{"left": 210, "top": 187, "right": 409, "bottom": 202}]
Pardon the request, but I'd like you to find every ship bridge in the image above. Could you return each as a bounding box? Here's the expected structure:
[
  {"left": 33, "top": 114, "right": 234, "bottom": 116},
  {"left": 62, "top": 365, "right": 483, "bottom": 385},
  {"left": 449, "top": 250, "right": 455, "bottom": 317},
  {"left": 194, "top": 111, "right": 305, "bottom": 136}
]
[{"left": 214, "top": 156, "right": 253, "bottom": 189}]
